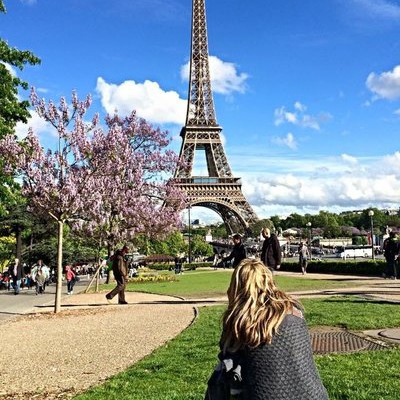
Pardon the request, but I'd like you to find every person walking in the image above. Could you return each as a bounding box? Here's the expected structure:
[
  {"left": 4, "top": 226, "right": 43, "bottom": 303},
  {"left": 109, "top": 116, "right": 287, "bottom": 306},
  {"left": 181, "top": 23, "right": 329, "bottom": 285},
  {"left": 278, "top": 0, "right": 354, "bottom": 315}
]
[
  {"left": 260, "top": 228, "right": 282, "bottom": 273},
  {"left": 223, "top": 234, "right": 247, "bottom": 269},
  {"left": 34, "top": 268, "right": 46, "bottom": 295},
  {"left": 298, "top": 242, "right": 310, "bottom": 275},
  {"left": 383, "top": 231, "right": 399, "bottom": 279},
  {"left": 10, "top": 258, "right": 24, "bottom": 295},
  {"left": 105, "top": 245, "right": 129, "bottom": 304},
  {"left": 207, "top": 259, "right": 328, "bottom": 399},
  {"left": 32, "top": 260, "right": 50, "bottom": 292},
  {"left": 65, "top": 265, "right": 78, "bottom": 294}
]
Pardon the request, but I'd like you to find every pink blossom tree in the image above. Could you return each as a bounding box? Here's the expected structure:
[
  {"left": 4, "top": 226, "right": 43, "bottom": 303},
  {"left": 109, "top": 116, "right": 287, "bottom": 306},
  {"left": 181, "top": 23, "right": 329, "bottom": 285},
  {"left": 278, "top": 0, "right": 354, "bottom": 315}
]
[
  {"left": 71, "top": 113, "right": 186, "bottom": 257},
  {"left": 0, "top": 89, "right": 184, "bottom": 312}
]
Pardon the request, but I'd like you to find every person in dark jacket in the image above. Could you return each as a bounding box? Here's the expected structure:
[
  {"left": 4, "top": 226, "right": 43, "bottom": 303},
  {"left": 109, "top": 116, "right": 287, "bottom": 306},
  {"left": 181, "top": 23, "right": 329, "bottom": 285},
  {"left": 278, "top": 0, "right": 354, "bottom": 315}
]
[
  {"left": 383, "top": 231, "right": 399, "bottom": 279},
  {"left": 214, "top": 259, "right": 328, "bottom": 400},
  {"left": 9, "top": 258, "right": 24, "bottom": 295},
  {"left": 105, "top": 245, "right": 129, "bottom": 304},
  {"left": 223, "top": 234, "right": 247, "bottom": 268},
  {"left": 260, "top": 228, "right": 281, "bottom": 273}
]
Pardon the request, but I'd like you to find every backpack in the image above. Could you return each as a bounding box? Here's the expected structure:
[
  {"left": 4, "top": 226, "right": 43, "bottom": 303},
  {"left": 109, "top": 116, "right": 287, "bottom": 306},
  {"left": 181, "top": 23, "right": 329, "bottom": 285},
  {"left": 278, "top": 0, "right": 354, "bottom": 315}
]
[{"left": 204, "top": 358, "right": 244, "bottom": 400}]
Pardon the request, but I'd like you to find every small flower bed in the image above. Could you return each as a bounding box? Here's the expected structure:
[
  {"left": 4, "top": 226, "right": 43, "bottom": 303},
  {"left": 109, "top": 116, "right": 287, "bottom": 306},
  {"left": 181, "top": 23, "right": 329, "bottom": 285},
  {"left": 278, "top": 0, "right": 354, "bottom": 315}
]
[{"left": 127, "top": 274, "right": 177, "bottom": 284}]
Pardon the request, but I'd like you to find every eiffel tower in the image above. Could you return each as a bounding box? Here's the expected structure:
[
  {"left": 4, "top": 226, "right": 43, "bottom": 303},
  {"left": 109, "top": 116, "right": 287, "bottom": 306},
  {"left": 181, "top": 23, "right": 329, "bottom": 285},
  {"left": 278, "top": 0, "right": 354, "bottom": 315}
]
[{"left": 174, "top": 0, "right": 258, "bottom": 235}]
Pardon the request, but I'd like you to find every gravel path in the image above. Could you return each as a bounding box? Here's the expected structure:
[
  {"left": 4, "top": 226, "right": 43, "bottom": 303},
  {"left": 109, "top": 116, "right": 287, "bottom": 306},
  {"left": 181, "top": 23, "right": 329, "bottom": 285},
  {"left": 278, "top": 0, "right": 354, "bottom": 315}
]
[{"left": 0, "top": 292, "right": 196, "bottom": 399}]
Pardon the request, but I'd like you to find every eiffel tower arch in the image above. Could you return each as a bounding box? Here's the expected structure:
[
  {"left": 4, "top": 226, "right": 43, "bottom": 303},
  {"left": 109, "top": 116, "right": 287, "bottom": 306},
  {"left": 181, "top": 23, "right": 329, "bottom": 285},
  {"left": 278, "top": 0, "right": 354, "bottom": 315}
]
[{"left": 173, "top": 0, "right": 258, "bottom": 235}]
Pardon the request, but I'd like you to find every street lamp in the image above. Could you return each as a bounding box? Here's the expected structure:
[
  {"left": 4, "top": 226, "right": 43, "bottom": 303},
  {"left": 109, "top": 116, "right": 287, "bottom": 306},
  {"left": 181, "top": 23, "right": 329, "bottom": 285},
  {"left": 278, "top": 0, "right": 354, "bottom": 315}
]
[
  {"left": 306, "top": 222, "right": 312, "bottom": 254},
  {"left": 306, "top": 222, "right": 311, "bottom": 246},
  {"left": 368, "top": 210, "right": 375, "bottom": 260},
  {"left": 188, "top": 205, "right": 192, "bottom": 264}
]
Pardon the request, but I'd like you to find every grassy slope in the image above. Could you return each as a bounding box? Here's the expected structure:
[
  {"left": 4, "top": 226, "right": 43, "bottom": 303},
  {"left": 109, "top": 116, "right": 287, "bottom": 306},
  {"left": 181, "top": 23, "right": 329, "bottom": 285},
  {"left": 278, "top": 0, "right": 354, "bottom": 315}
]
[
  {"left": 75, "top": 297, "right": 400, "bottom": 400},
  {"left": 101, "top": 270, "right": 361, "bottom": 298}
]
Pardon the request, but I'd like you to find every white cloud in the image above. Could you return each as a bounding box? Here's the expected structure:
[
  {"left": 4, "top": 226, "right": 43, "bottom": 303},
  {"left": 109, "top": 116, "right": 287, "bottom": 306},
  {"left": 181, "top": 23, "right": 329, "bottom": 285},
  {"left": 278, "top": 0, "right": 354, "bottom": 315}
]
[
  {"left": 274, "top": 102, "right": 331, "bottom": 130},
  {"left": 366, "top": 65, "right": 400, "bottom": 100},
  {"left": 96, "top": 77, "right": 187, "bottom": 125},
  {"left": 15, "top": 110, "right": 54, "bottom": 139},
  {"left": 20, "top": 0, "right": 37, "bottom": 5},
  {"left": 341, "top": 153, "right": 358, "bottom": 165},
  {"left": 394, "top": 109, "right": 400, "bottom": 116},
  {"left": 350, "top": 0, "right": 400, "bottom": 20},
  {"left": 235, "top": 151, "right": 400, "bottom": 214},
  {"left": 180, "top": 55, "right": 248, "bottom": 95},
  {"left": 96, "top": 55, "right": 248, "bottom": 125},
  {"left": 188, "top": 150, "right": 400, "bottom": 222},
  {"left": 271, "top": 133, "right": 297, "bottom": 150},
  {"left": 294, "top": 101, "right": 307, "bottom": 112},
  {"left": 1, "top": 62, "right": 17, "bottom": 77}
]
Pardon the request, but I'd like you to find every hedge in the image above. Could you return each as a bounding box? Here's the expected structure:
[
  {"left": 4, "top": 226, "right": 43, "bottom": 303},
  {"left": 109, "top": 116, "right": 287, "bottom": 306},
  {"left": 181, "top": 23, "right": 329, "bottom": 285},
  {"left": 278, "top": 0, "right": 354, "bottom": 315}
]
[
  {"left": 146, "top": 260, "right": 387, "bottom": 276},
  {"left": 147, "top": 262, "right": 212, "bottom": 271},
  {"left": 280, "top": 259, "right": 386, "bottom": 276}
]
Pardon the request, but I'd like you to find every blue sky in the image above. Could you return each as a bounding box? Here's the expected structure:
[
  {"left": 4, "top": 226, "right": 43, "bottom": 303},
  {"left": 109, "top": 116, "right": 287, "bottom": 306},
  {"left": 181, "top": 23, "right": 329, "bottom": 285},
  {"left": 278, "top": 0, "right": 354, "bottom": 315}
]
[{"left": 2, "top": 0, "right": 400, "bottom": 224}]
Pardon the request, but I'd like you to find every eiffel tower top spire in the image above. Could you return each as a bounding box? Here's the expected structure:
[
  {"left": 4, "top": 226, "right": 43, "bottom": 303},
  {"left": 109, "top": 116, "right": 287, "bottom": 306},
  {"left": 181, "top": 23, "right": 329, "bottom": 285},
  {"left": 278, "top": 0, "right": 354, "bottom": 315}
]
[
  {"left": 173, "top": 0, "right": 258, "bottom": 234},
  {"left": 185, "top": 0, "right": 217, "bottom": 127}
]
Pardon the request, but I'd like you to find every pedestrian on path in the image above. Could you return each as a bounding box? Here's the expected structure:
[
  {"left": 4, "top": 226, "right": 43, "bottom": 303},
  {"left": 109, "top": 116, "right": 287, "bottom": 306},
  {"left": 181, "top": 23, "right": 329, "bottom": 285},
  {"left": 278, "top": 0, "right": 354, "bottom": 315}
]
[
  {"left": 223, "top": 234, "right": 247, "bottom": 269},
  {"left": 298, "top": 242, "right": 310, "bottom": 275},
  {"left": 209, "top": 259, "right": 328, "bottom": 400},
  {"left": 10, "top": 258, "right": 24, "bottom": 295},
  {"left": 105, "top": 245, "right": 129, "bottom": 305},
  {"left": 65, "top": 265, "right": 76, "bottom": 294},
  {"left": 383, "top": 231, "right": 399, "bottom": 279},
  {"left": 34, "top": 268, "right": 45, "bottom": 295},
  {"left": 260, "top": 228, "right": 282, "bottom": 273}
]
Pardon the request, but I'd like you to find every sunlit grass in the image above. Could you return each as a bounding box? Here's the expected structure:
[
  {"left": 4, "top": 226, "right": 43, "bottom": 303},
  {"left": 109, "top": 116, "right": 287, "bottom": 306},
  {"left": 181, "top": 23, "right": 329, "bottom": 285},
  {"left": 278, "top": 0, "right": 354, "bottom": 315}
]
[
  {"left": 75, "top": 297, "right": 400, "bottom": 400},
  {"left": 100, "top": 269, "right": 362, "bottom": 298}
]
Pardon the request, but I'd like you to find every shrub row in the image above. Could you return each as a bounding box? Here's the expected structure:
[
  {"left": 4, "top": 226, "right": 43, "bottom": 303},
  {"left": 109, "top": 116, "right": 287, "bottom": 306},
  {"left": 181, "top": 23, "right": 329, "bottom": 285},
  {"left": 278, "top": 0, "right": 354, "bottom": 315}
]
[
  {"left": 147, "top": 262, "right": 212, "bottom": 271},
  {"left": 281, "top": 259, "right": 386, "bottom": 275},
  {"left": 146, "top": 259, "right": 387, "bottom": 276}
]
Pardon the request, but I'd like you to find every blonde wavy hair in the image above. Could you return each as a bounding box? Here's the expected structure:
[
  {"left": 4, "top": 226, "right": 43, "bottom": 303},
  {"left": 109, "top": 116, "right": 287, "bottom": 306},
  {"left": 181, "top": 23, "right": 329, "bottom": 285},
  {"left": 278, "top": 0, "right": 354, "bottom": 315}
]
[{"left": 221, "top": 259, "right": 301, "bottom": 353}]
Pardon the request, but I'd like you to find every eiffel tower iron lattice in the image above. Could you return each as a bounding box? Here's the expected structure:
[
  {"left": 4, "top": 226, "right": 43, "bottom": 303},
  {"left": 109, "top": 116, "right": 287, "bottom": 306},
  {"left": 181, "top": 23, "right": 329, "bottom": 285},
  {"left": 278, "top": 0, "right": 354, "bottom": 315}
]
[{"left": 173, "top": 0, "right": 258, "bottom": 235}]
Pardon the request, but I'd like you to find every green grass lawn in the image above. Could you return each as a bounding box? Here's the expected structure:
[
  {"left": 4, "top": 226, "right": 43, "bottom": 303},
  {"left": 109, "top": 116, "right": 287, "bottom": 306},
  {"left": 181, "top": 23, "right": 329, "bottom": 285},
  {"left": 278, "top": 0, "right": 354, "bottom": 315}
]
[
  {"left": 100, "top": 269, "right": 363, "bottom": 298},
  {"left": 75, "top": 297, "right": 400, "bottom": 400},
  {"left": 302, "top": 296, "right": 400, "bottom": 330}
]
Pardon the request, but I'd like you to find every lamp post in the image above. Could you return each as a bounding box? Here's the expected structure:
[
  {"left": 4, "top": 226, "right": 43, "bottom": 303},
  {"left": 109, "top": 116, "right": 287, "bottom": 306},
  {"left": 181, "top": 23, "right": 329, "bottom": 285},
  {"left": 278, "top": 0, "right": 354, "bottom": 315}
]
[
  {"left": 368, "top": 210, "right": 375, "bottom": 260},
  {"left": 188, "top": 205, "right": 192, "bottom": 264},
  {"left": 306, "top": 222, "right": 312, "bottom": 255}
]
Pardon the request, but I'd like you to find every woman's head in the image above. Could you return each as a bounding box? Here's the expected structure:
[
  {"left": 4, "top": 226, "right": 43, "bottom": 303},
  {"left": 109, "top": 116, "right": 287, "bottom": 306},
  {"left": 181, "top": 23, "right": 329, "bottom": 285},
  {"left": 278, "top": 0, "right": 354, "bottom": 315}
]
[
  {"left": 222, "top": 259, "right": 300, "bottom": 352},
  {"left": 227, "top": 258, "right": 275, "bottom": 304}
]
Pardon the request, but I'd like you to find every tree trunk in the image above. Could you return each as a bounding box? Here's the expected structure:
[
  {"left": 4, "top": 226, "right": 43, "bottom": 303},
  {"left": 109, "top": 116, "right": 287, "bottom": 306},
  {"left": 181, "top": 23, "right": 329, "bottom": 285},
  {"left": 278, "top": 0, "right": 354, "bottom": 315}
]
[
  {"left": 15, "top": 226, "right": 22, "bottom": 261},
  {"left": 55, "top": 220, "right": 64, "bottom": 313},
  {"left": 105, "top": 242, "right": 112, "bottom": 284}
]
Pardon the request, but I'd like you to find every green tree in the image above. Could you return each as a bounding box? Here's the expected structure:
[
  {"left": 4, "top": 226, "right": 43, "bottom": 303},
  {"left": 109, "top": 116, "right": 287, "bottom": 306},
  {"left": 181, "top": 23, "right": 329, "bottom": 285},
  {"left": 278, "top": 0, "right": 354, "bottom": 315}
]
[
  {"left": 286, "top": 213, "right": 307, "bottom": 229},
  {"left": 0, "top": 1, "right": 41, "bottom": 135},
  {"left": 0, "top": 235, "right": 14, "bottom": 271},
  {"left": 209, "top": 223, "right": 228, "bottom": 239},
  {"left": 0, "top": 1, "right": 41, "bottom": 215},
  {"left": 134, "top": 231, "right": 187, "bottom": 257},
  {"left": 249, "top": 218, "right": 275, "bottom": 236},
  {"left": 190, "top": 234, "right": 213, "bottom": 258}
]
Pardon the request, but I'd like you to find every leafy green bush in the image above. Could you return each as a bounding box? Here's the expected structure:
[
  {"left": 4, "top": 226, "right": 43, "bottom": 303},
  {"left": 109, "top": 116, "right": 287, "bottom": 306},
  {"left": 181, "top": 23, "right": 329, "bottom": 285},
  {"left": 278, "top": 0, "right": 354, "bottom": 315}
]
[
  {"left": 281, "top": 259, "right": 385, "bottom": 275},
  {"left": 145, "top": 264, "right": 172, "bottom": 271},
  {"left": 146, "top": 262, "right": 212, "bottom": 271}
]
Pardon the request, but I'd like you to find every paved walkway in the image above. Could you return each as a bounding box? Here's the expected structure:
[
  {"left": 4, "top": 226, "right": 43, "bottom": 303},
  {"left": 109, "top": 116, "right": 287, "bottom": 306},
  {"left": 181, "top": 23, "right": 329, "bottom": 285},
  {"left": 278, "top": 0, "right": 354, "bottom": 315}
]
[{"left": 0, "top": 291, "right": 196, "bottom": 399}]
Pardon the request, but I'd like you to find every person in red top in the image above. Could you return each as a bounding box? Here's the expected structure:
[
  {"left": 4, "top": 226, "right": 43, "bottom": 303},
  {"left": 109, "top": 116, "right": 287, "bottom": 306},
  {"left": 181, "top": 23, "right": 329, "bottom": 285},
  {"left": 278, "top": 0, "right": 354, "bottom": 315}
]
[{"left": 65, "top": 265, "right": 76, "bottom": 295}]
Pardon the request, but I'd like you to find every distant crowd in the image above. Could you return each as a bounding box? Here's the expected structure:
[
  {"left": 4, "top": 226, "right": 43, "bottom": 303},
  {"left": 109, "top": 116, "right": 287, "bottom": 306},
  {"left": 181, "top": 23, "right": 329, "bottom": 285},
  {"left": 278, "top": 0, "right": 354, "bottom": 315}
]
[{"left": 0, "top": 259, "right": 100, "bottom": 295}]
